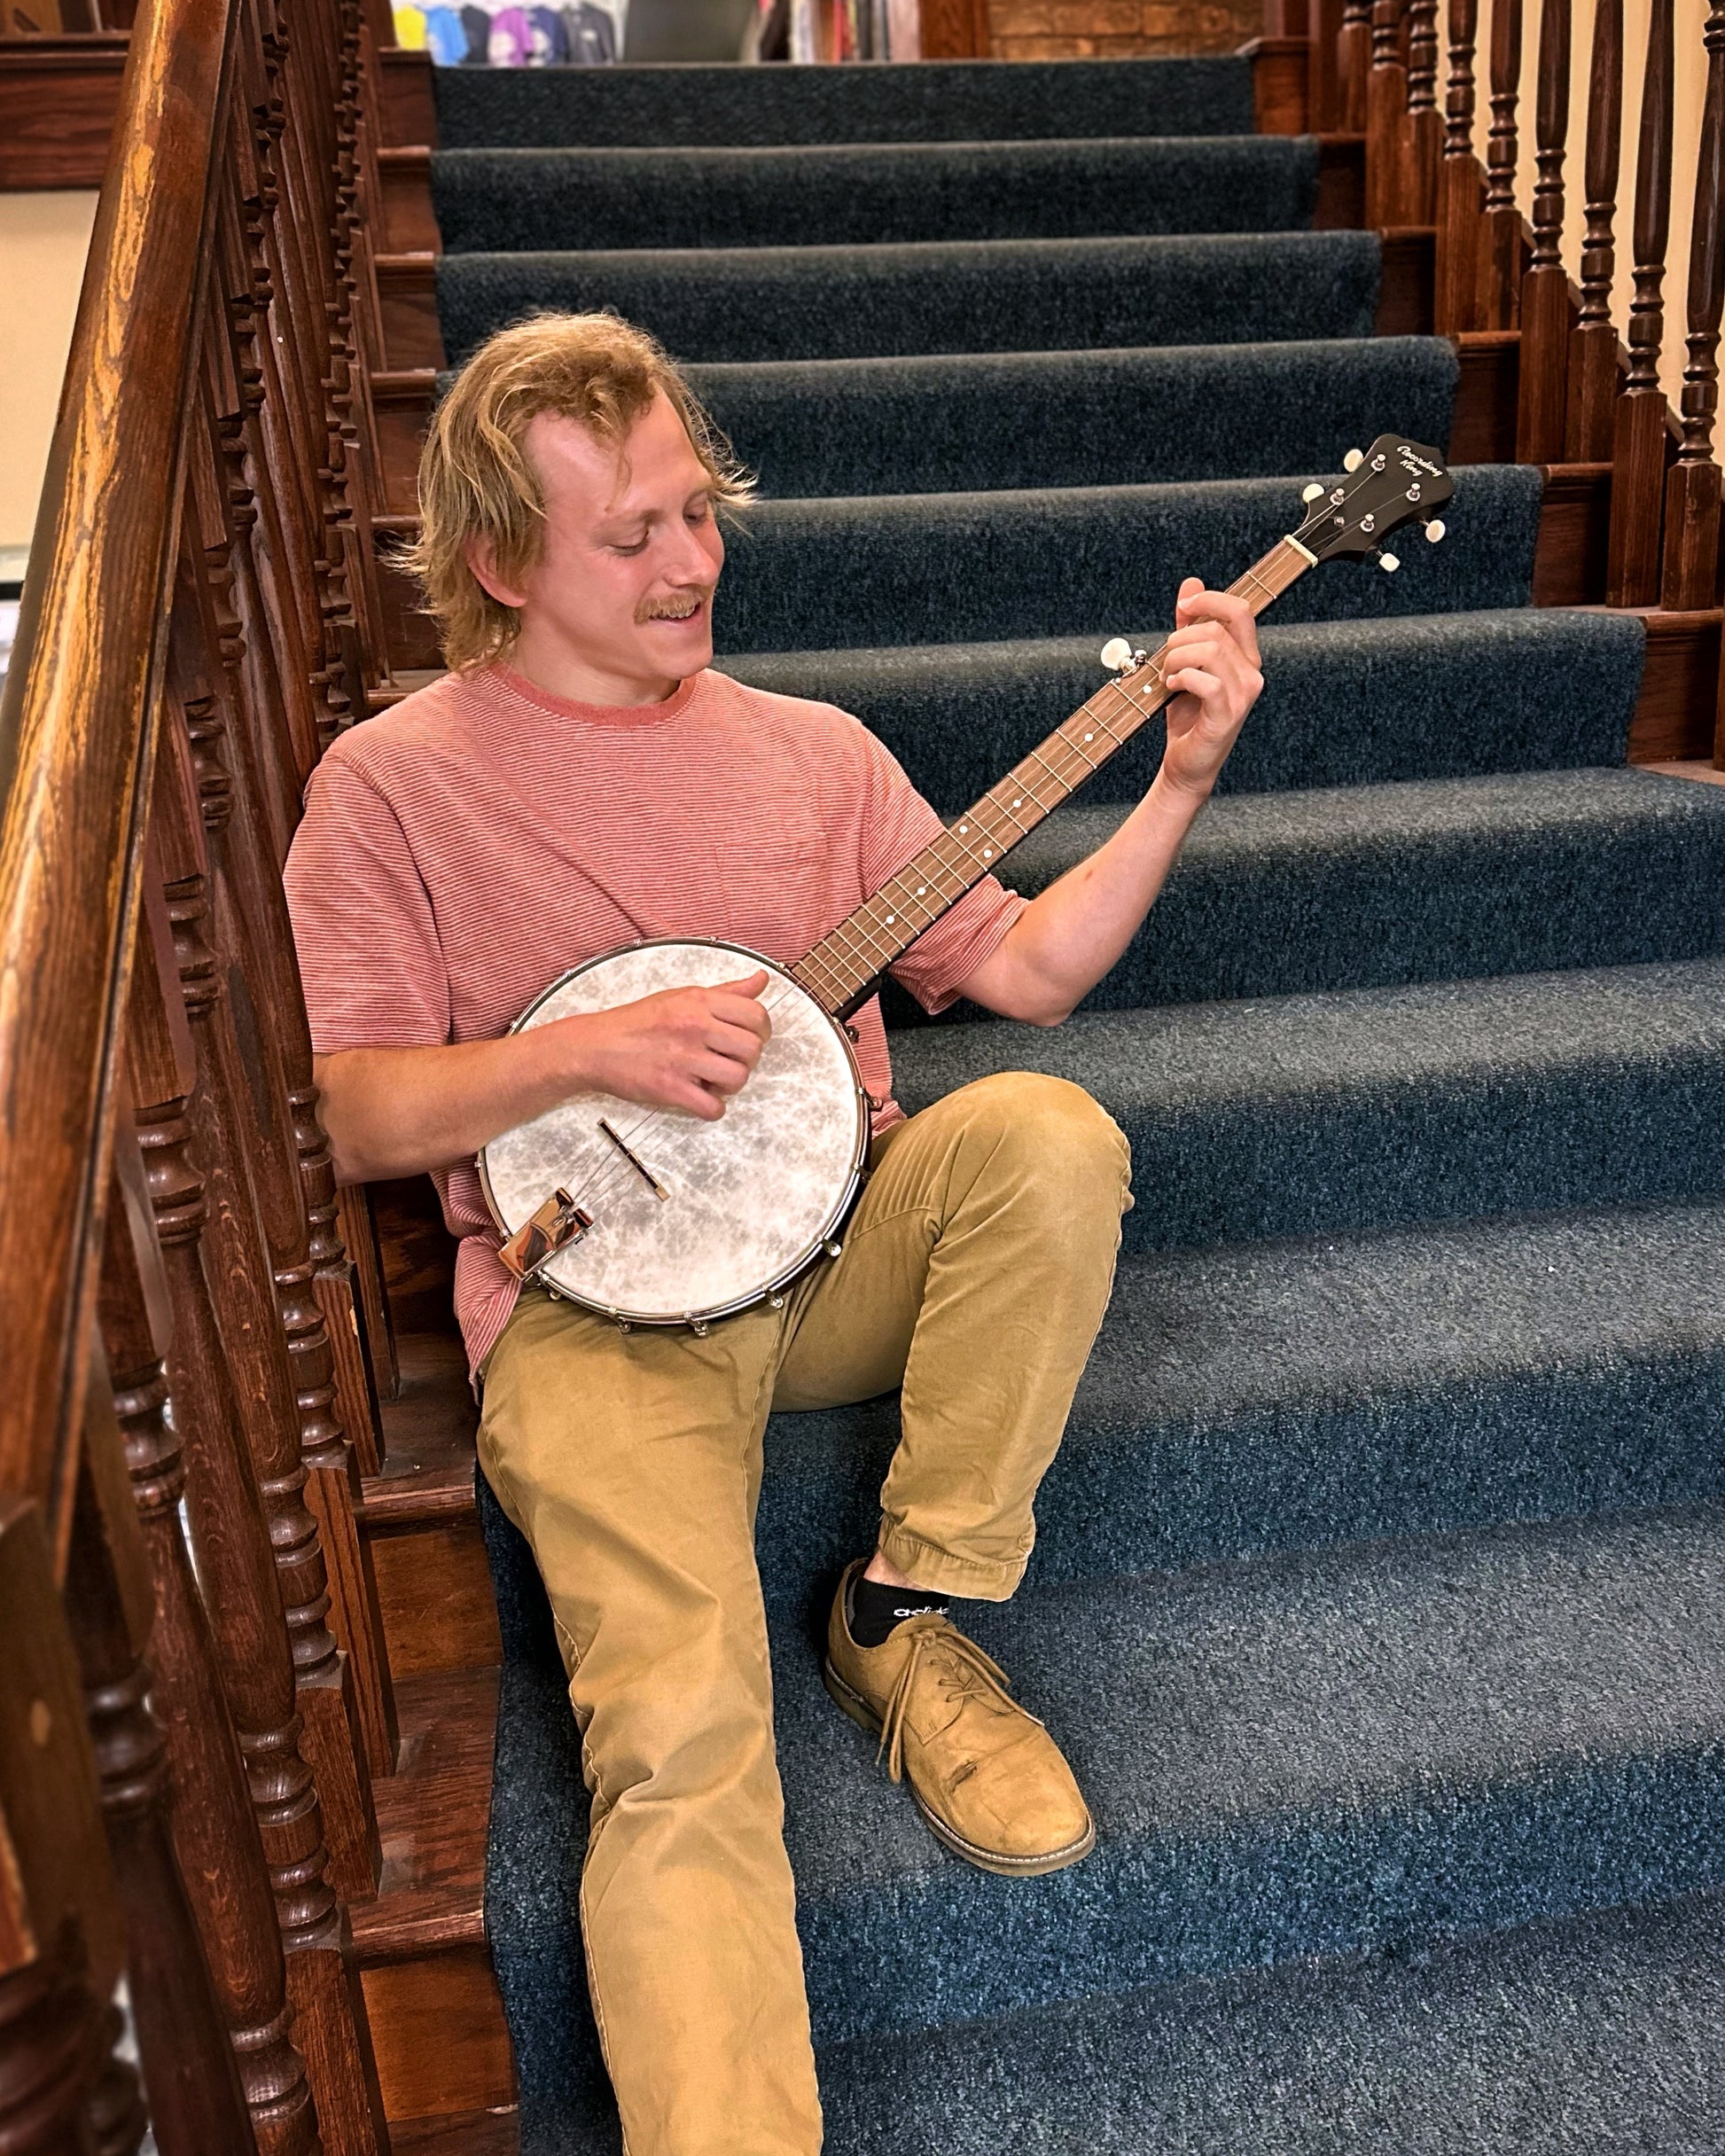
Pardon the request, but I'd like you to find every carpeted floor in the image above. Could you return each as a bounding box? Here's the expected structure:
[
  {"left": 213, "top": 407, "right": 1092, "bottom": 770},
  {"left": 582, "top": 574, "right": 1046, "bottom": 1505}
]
[{"left": 425, "top": 50, "right": 1725, "bottom": 2152}]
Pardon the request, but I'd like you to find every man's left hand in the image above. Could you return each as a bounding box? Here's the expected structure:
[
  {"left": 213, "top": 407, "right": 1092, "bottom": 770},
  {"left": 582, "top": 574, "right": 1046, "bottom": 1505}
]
[{"left": 1157, "top": 578, "right": 1263, "bottom": 801}]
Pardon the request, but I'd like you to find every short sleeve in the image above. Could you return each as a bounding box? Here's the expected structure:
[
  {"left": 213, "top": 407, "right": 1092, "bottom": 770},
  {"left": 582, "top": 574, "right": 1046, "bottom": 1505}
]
[
  {"left": 284, "top": 750, "right": 453, "bottom": 1054},
  {"left": 856, "top": 729, "right": 1028, "bottom": 1018}
]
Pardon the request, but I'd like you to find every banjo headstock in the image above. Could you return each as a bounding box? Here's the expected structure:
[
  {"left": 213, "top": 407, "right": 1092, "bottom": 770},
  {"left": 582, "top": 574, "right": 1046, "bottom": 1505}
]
[{"left": 1290, "top": 434, "right": 1455, "bottom": 570}]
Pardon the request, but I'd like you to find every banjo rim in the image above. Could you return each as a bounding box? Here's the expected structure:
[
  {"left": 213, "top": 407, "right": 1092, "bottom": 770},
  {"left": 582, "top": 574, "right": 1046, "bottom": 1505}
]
[{"left": 476, "top": 935, "right": 873, "bottom": 1327}]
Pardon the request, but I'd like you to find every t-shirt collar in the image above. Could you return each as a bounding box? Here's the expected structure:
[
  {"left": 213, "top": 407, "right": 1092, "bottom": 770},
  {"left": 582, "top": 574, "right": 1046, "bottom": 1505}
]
[{"left": 488, "top": 660, "right": 703, "bottom": 729}]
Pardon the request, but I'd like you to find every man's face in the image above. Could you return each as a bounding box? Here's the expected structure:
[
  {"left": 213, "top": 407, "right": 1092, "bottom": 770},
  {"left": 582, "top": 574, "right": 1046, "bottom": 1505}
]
[{"left": 469, "top": 391, "right": 727, "bottom": 699}]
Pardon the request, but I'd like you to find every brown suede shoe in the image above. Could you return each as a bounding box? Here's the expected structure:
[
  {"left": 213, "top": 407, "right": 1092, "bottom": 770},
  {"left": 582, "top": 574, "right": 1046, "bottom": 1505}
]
[{"left": 823, "top": 1560, "right": 1096, "bottom": 1878}]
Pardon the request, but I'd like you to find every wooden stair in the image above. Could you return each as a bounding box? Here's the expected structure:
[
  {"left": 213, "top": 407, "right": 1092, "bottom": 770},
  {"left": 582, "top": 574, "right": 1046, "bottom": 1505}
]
[{"left": 353, "top": 1168, "right": 514, "bottom": 2137}]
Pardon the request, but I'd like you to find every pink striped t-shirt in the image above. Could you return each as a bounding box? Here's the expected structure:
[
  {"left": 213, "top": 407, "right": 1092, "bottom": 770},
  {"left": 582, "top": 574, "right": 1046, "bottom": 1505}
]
[{"left": 283, "top": 661, "right": 1026, "bottom": 1374}]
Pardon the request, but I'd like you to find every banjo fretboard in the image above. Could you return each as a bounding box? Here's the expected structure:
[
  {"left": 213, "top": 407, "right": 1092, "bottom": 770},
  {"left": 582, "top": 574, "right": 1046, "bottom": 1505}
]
[{"left": 789, "top": 532, "right": 1316, "bottom": 1021}]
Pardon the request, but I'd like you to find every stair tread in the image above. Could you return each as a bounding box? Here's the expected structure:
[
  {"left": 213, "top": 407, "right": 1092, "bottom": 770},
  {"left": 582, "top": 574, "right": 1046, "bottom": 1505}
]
[
  {"left": 886, "top": 766, "right": 1725, "bottom": 1012},
  {"left": 368, "top": 1332, "right": 478, "bottom": 1526},
  {"left": 390, "top": 2110, "right": 519, "bottom": 2156},
  {"left": 785, "top": 1504, "right": 1725, "bottom": 1896},
  {"left": 681, "top": 335, "right": 1457, "bottom": 496},
  {"left": 895, "top": 950, "right": 1725, "bottom": 1113},
  {"left": 816, "top": 1890, "right": 1725, "bottom": 2152},
  {"left": 756, "top": 1191, "right": 1725, "bottom": 1593},
  {"left": 431, "top": 135, "right": 1319, "bottom": 254},
  {"left": 713, "top": 465, "right": 1540, "bottom": 652},
  {"left": 367, "top": 1195, "right": 1725, "bottom": 1590},
  {"left": 355, "top": 1664, "right": 494, "bottom": 1962},
  {"left": 725, "top": 608, "right": 1645, "bottom": 801},
  {"left": 437, "top": 229, "right": 1383, "bottom": 367},
  {"left": 483, "top": 1484, "right": 1725, "bottom": 2045},
  {"left": 431, "top": 54, "right": 1259, "bottom": 150}
]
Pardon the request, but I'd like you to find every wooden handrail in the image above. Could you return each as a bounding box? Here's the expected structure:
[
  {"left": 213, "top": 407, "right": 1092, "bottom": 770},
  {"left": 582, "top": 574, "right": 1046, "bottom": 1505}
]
[
  {"left": 0, "top": 0, "right": 401, "bottom": 2134},
  {"left": 0, "top": 0, "right": 232, "bottom": 1556}
]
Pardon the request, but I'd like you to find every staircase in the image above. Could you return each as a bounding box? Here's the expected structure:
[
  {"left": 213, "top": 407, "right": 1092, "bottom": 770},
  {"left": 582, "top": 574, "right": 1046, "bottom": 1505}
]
[{"left": 355, "top": 51, "right": 1725, "bottom": 2153}]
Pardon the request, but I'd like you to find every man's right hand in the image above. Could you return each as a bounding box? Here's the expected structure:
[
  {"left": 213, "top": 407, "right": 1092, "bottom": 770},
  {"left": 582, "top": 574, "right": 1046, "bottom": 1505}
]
[
  {"left": 314, "top": 970, "right": 775, "bottom": 1184},
  {"left": 564, "top": 969, "right": 774, "bottom": 1122}
]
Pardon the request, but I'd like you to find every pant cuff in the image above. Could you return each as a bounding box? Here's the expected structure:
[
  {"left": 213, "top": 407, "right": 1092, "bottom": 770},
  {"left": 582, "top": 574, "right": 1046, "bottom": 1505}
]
[{"left": 875, "top": 1520, "right": 1028, "bottom": 1603}]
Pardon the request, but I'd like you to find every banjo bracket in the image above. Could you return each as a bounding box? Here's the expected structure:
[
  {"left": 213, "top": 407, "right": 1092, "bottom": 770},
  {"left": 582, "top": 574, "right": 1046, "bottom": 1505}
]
[{"left": 500, "top": 1186, "right": 594, "bottom": 1281}]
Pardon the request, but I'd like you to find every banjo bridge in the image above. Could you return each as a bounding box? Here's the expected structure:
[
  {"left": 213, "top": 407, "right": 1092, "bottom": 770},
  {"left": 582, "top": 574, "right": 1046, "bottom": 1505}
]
[
  {"left": 598, "top": 1116, "right": 670, "bottom": 1200},
  {"left": 500, "top": 1185, "right": 595, "bottom": 1281}
]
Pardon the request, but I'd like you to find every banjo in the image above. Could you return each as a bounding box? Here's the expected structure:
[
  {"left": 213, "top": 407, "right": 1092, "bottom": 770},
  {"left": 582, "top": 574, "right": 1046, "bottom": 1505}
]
[{"left": 480, "top": 435, "right": 1455, "bottom": 1329}]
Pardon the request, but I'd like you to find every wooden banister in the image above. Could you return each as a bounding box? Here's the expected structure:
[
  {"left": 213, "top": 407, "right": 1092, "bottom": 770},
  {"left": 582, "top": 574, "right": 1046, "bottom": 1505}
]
[
  {"left": 1, "top": 0, "right": 403, "bottom": 2128},
  {"left": 0, "top": 0, "right": 231, "bottom": 1556}
]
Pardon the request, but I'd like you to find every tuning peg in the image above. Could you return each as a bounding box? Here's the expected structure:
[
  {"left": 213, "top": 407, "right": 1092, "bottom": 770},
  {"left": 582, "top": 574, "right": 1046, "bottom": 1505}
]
[
  {"left": 1424, "top": 519, "right": 1446, "bottom": 543},
  {"left": 1301, "top": 482, "right": 1326, "bottom": 503},
  {"left": 1378, "top": 551, "right": 1401, "bottom": 573},
  {"left": 1099, "top": 637, "right": 1136, "bottom": 671},
  {"left": 1342, "top": 448, "right": 1365, "bottom": 472}
]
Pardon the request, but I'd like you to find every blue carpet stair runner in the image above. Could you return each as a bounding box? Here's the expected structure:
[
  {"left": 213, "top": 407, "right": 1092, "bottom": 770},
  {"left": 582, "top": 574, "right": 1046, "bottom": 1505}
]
[{"left": 431, "top": 51, "right": 1725, "bottom": 2152}]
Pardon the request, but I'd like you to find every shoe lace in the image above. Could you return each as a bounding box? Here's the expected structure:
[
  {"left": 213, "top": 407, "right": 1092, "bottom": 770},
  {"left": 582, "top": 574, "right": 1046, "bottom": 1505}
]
[{"left": 876, "top": 1626, "right": 1019, "bottom": 1785}]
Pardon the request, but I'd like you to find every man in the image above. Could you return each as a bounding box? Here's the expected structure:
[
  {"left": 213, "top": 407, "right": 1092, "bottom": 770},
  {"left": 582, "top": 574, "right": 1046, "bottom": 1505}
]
[{"left": 285, "top": 312, "right": 1262, "bottom": 2154}]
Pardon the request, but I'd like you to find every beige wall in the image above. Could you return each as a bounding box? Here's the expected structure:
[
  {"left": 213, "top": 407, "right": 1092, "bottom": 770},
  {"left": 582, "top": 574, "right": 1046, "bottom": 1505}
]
[
  {"left": 0, "top": 191, "right": 98, "bottom": 567},
  {"left": 1479, "top": 0, "right": 1708, "bottom": 416}
]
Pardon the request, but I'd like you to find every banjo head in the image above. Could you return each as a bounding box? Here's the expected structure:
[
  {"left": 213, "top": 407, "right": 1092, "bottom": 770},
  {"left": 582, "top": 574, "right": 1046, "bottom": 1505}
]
[{"left": 479, "top": 938, "right": 870, "bottom": 1325}]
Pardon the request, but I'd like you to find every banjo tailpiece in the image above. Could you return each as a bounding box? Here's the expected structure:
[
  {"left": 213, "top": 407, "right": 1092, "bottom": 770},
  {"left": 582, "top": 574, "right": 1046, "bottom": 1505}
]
[{"left": 499, "top": 1185, "right": 594, "bottom": 1281}]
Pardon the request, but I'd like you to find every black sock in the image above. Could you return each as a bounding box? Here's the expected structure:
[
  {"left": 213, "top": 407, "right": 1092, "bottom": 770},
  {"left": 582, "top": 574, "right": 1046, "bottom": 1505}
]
[{"left": 847, "top": 1568, "right": 950, "bottom": 1649}]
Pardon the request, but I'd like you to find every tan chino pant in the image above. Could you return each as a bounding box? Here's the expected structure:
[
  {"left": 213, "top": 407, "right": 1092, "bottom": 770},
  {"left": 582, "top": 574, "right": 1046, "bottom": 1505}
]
[{"left": 477, "top": 1071, "right": 1133, "bottom": 2156}]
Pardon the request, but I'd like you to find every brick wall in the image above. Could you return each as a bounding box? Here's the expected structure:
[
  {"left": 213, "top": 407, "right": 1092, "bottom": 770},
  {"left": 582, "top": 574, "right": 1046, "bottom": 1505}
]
[{"left": 988, "top": 0, "right": 1263, "bottom": 59}]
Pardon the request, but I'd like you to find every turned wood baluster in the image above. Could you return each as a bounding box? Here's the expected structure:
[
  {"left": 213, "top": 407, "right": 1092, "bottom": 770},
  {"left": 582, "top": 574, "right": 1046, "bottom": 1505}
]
[
  {"left": 1516, "top": 0, "right": 1573, "bottom": 460},
  {"left": 149, "top": 693, "right": 385, "bottom": 1947},
  {"left": 183, "top": 436, "right": 387, "bottom": 1463},
  {"left": 1402, "top": 0, "right": 1441, "bottom": 223},
  {"left": 1310, "top": 0, "right": 1347, "bottom": 132},
  {"left": 202, "top": 309, "right": 318, "bottom": 868},
  {"left": 212, "top": 194, "right": 326, "bottom": 812},
  {"left": 1565, "top": 0, "right": 1623, "bottom": 457},
  {"left": 1339, "top": 0, "right": 1373, "bottom": 130},
  {"left": 325, "top": 0, "right": 393, "bottom": 687},
  {"left": 192, "top": 356, "right": 399, "bottom": 1434},
  {"left": 87, "top": 1175, "right": 260, "bottom": 2156},
  {"left": 1436, "top": 0, "right": 1484, "bottom": 330},
  {"left": 130, "top": 784, "right": 386, "bottom": 2156},
  {"left": 1662, "top": 0, "right": 1725, "bottom": 610},
  {"left": 0, "top": 1922, "right": 106, "bottom": 2156},
  {"left": 123, "top": 876, "right": 327, "bottom": 2156},
  {"left": 0, "top": 1498, "right": 122, "bottom": 2156},
  {"left": 1605, "top": 0, "right": 1674, "bottom": 605},
  {"left": 1479, "top": 0, "right": 1524, "bottom": 328},
  {"left": 1367, "top": 0, "right": 1411, "bottom": 226},
  {"left": 219, "top": 104, "right": 346, "bottom": 763},
  {"left": 246, "top": 11, "right": 369, "bottom": 746},
  {"left": 83, "top": 2018, "right": 147, "bottom": 2156},
  {"left": 169, "top": 547, "right": 396, "bottom": 1782}
]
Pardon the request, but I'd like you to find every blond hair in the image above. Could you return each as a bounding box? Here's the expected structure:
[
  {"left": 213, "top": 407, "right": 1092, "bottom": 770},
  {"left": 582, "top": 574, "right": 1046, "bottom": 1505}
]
[{"left": 405, "top": 312, "right": 753, "bottom": 673}]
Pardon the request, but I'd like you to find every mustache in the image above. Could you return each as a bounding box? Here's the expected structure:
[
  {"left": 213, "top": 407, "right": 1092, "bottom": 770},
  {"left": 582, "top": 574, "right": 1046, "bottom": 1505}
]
[{"left": 635, "top": 589, "right": 714, "bottom": 624}]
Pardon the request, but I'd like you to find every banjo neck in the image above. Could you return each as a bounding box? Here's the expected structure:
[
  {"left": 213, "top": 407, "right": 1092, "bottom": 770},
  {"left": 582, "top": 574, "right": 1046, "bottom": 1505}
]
[{"left": 789, "top": 531, "right": 1318, "bottom": 1023}]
